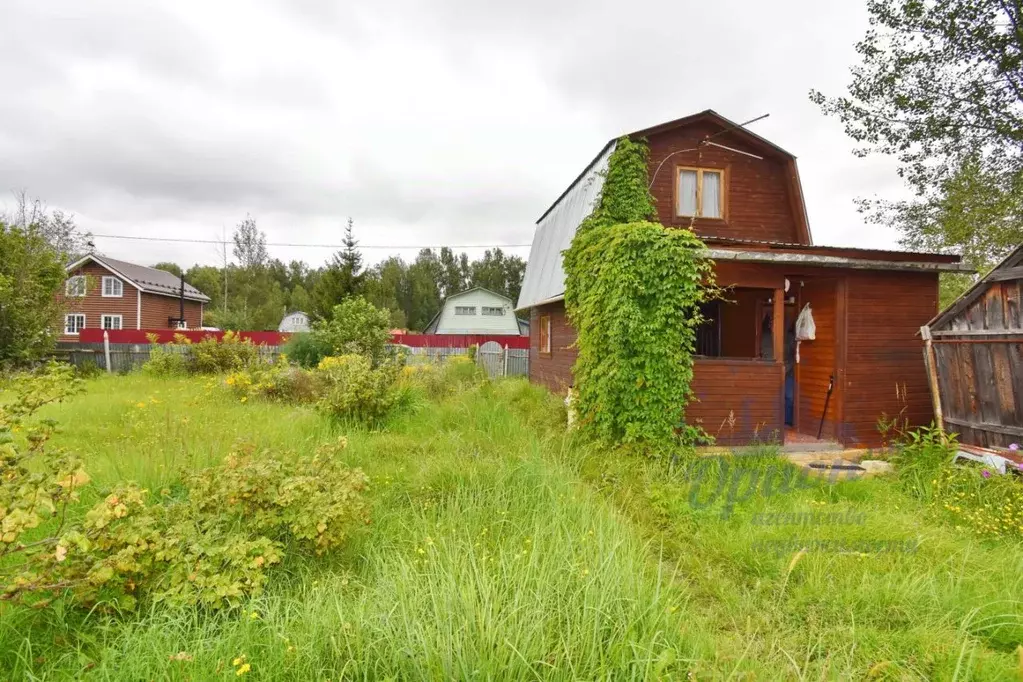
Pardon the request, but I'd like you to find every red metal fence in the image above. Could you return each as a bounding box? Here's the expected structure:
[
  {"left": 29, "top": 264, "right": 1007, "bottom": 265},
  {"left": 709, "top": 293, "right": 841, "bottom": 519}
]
[{"left": 80, "top": 329, "right": 529, "bottom": 349}]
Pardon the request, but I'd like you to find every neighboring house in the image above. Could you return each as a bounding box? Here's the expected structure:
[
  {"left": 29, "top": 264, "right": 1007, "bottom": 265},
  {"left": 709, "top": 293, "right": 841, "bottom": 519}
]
[
  {"left": 423, "top": 287, "right": 525, "bottom": 335},
  {"left": 922, "top": 244, "right": 1023, "bottom": 451},
  {"left": 278, "top": 311, "right": 311, "bottom": 333},
  {"left": 61, "top": 255, "right": 210, "bottom": 341},
  {"left": 516, "top": 109, "right": 972, "bottom": 448}
]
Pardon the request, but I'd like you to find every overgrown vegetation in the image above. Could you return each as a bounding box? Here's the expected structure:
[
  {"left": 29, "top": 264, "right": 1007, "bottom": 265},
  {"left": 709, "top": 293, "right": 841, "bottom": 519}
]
[
  {"left": 142, "top": 331, "right": 262, "bottom": 376},
  {"left": 0, "top": 364, "right": 369, "bottom": 612},
  {"left": 563, "top": 137, "right": 715, "bottom": 447},
  {"left": 2, "top": 373, "right": 1022, "bottom": 679}
]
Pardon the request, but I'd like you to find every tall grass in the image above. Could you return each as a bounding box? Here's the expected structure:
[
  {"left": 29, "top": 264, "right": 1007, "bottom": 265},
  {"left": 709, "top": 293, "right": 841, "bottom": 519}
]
[{"left": 2, "top": 374, "right": 1022, "bottom": 679}]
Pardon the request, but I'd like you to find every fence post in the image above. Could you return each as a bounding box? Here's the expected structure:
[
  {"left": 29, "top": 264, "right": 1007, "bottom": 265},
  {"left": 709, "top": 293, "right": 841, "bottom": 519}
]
[
  {"left": 502, "top": 344, "right": 508, "bottom": 377},
  {"left": 103, "top": 330, "right": 112, "bottom": 374}
]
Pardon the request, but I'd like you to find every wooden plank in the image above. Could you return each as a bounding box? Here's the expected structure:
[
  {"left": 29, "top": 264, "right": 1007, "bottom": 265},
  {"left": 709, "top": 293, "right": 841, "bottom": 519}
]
[
  {"left": 986, "top": 265, "right": 1023, "bottom": 282},
  {"left": 943, "top": 416, "right": 1023, "bottom": 438},
  {"left": 984, "top": 286, "right": 1007, "bottom": 331},
  {"left": 1009, "top": 341, "right": 1023, "bottom": 425},
  {"left": 992, "top": 343, "right": 1016, "bottom": 427},
  {"left": 931, "top": 329, "right": 1023, "bottom": 338},
  {"left": 1009, "top": 282, "right": 1023, "bottom": 330}
]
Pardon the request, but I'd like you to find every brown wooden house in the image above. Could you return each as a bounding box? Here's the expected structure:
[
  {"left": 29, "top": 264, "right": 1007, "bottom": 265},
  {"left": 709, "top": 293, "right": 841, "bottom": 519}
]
[
  {"left": 61, "top": 254, "right": 209, "bottom": 341},
  {"left": 922, "top": 244, "right": 1023, "bottom": 449},
  {"left": 516, "top": 110, "right": 972, "bottom": 449}
]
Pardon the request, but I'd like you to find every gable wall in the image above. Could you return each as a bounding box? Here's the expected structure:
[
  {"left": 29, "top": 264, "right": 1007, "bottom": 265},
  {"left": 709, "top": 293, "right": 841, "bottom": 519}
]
[
  {"left": 436, "top": 290, "right": 520, "bottom": 335},
  {"left": 644, "top": 122, "right": 804, "bottom": 244},
  {"left": 60, "top": 262, "right": 138, "bottom": 340}
]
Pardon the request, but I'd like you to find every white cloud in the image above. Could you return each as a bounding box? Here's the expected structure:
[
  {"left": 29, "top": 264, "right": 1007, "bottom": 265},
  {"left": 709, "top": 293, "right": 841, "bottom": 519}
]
[{"left": 0, "top": 0, "right": 915, "bottom": 269}]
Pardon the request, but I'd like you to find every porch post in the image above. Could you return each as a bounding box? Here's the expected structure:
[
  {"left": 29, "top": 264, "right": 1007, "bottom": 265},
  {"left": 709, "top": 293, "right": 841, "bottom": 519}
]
[{"left": 772, "top": 288, "right": 784, "bottom": 361}]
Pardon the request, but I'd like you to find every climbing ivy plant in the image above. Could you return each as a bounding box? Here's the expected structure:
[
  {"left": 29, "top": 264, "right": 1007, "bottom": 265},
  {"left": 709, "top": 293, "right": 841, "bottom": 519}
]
[{"left": 563, "top": 137, "right": 715, "bottom": 447}]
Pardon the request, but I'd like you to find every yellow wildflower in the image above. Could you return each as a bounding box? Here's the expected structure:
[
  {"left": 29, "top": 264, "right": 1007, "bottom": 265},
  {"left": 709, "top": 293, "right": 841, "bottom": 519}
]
[{"left": 236, "top": 663, "right": 251, "bottom": 676}]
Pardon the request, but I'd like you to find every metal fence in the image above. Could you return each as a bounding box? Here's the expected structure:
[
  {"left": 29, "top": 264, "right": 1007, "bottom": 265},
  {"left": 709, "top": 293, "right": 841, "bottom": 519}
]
[
  {"left": 53, "top": 341, "right": 528, "bottom": 378},
  {"left": 53, "top": 342, "right": 280, "bottom": 374}
]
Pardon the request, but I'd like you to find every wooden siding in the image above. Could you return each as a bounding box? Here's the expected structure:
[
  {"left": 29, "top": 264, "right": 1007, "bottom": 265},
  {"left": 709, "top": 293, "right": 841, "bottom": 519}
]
[
  {"left": 139, "top": 293, "right": 203, "bottom": 329},
  {"left": 645, "top": 122, "right": 804, "bottom": 244},
  {"left": 795, "top": 277, "right": 842, "bottom": 441},
  {"left": 843, "top": 271, "right": 939, "bottom": 447},
  {"left": 689, "top": 359, "right": 784, "bottom": 446},
  {"left": 930, "top": 278, "right": 1023, "bottom": 448},
  {"left": 529, "top": 301, "right": 576, "bottom": 393},
  {"left": 60, "top": 262, "right": 138, "bottom": 341}
]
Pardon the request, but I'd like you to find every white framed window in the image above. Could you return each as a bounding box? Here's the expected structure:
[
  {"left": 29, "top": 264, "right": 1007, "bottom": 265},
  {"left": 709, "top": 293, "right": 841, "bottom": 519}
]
[
  {"left": 454, "top": 306, "right": 476, "bottom": 316},
  {"left": 65, "top": 276, "right": 86, "bottom": 297},
  {"left": 101, "top": 276, "right": 123, "bottom": 297},
  {"left": 64, "top": 314, "right": 86, "bottom": 335},
  {"left": 482, "top": 306, "right": 505, "bottom": 316},
  {"left": 101, "top": 314, "right": 122, "bottom": 330},
  {"left": 676, "top": 167, "right": 724, "bottom": 219},
  {"left": 175, "top": 320, "right": 188, "bottom": 330}
]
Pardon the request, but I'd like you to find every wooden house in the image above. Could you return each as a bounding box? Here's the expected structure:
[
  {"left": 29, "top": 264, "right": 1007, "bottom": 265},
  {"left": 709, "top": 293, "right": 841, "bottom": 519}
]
[
  {"left": 922, "top": 244, "right": 1023, "bottom": 449},
  {"left": 423, "top": 287, "right": 526, "bottom": 336},
  {"left": 61, "top": 254, "right": 209, "bottom": 340},
  {"left": 516, "top": 110, "right": 972, "bottom": 448}
]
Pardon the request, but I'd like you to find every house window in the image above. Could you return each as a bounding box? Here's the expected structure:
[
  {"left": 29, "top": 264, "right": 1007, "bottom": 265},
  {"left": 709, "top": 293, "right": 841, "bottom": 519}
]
[
  {"left": 676, "top": 167, "right": 724, "bottom": 219},
  {"left": 102, "top": 276, "right": 123, "bottom": 297},
  {"left": 482, "top": 306, "right": 505, "bottom": 316},
  {"left": 101, "top": 314, "right": 122, "bottom": 330},
  {"left": 66, "top": 276, "right": 86, "bottom": 297},
  {"left": 539, "top": 315, "right": 551, "bottom": 354},
  {"left": 64, "top": 314, "right": 86, "bottom": 335},
  {"left": 455, "top": 306, "right": 476, "bottom": 316},
  {"left": 175, "top": 320, "right": 188, "bottom": 330}
]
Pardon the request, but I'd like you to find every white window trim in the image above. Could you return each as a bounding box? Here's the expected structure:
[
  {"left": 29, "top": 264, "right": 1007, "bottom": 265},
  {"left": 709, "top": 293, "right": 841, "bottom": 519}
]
[
  {"left": 676, "top": 167, "right": 725, "bottom": 219},
  {"left": 65, "top": 276, "right": 86, "bottom": 297},
  {"left": 175, "top": 320, "right": 188, "bottom": 330},
  {"left": 101, "top": 314, "right": 123, "bottom": 330},
  {"left": 101, "top": 276, "right": 123, "bottom": 297},
  {"left": 454, "top": 306, "right": 477, "bottom": 316},
  {"left": 64, "top": 313, "right": 86, "bottom": 335},
  {"left": 482, "top": 306, "right": 506, "bottom": 316}
]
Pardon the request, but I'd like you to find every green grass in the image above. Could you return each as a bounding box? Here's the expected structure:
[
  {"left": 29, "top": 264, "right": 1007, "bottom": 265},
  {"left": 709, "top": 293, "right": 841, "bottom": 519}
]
[{"left": 2, "top": 374, "right": 1022, "bottom": 680}]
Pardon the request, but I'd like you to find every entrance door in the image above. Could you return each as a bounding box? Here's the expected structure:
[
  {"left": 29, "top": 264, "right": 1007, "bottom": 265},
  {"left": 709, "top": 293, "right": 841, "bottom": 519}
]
[{"left": 792, "top": 277, "right": 842, "bottom": 442}]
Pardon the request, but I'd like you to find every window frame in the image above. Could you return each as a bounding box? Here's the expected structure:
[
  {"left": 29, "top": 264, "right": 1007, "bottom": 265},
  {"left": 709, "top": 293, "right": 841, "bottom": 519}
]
[
  {"left": 538, "top": 314, "right": 551, "bottom": 355},
  {"left": 101, "top": 276, "right": 123, "bottom": 298},
  {"left": 65, "top": 275, "right": 87, "bottom": 297},
  {"left": 481, "top": 306, "right": 505, "bottom": 316},
  {"left": 101, "top": 314, "right": 123, "bottom": 330},
  {"left": 454, "top": 306, "right": 477, "bottom": 316},
  {"left": 64, "top": 313, "right": 86, "bottom": 335},
  {"left": 675, "top": 166, "right": 727, "bottom": 220},
  {"left": 175, "top": 320, "right": 188, "bottom": 330}
]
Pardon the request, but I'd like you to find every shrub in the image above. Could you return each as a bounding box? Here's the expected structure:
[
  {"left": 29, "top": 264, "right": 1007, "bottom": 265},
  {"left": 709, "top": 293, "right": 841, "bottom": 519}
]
[
  {"left": 281, "top": 332, "right": 331, "bottom": 368},
  {"left": 225, "top": 355, "right": 317, "bottom": 403},
  {"left": 315, "top": 354, "right": 403, "bottom": 425},
  {"left": 192, "top": 330, "right": 259, "bottom": 373},
  {"left": 142, "top": 340, "right": 190, "bottom": 377},
  {"left": 400, "top": 355, "right": 485, "bottom": 399},
  {"left": 0, "top": 368, "right": 370, "bottom": 610},
  {"left": 313, "top": 297, "right": 392, "bottom": 366}
]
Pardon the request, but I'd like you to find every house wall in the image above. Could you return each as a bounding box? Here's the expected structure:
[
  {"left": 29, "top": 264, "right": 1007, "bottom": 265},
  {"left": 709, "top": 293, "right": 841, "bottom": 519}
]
[
  {"left": 689, "top": 359, "right": 784, "bottom": 446},
  {"left": 644, "top": 123, "right": 805, "bottom": 244},
  {"left": 60, "top": 262, "right": 138, "bottom": 341},
  {"left": 139, "top": 294, "right": 203, "bottom": 329},
  {"left": 435, "top": 290, "right": 520, "bottom": 335},
  {"left": 529, "top": 301, "right": 576, "bottom": 393},
  {"left": 794, "top": 277, "right": 842, "bottom": 441},
  {"left": 842, "top": 271, "right": 939, "bottom": 447},
  {"left": 719, "top": 288, "right": 766, "bottom": 358}
]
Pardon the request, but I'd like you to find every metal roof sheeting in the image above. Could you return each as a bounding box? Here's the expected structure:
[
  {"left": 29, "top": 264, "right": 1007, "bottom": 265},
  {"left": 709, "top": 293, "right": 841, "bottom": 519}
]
[{"left": 515, "top": 141, "right": 615, "bottom": 311}]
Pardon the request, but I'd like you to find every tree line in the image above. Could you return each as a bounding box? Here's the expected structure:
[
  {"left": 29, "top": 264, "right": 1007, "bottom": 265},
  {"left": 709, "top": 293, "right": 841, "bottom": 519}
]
[{"left": 154, "top": 216, "right": 527, "bottom": 331}]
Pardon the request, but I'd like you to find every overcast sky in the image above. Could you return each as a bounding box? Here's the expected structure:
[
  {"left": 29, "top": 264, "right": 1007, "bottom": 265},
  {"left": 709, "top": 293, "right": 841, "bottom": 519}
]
[{"left": 0, "top": 0, "right": 908, "bottom": 269}]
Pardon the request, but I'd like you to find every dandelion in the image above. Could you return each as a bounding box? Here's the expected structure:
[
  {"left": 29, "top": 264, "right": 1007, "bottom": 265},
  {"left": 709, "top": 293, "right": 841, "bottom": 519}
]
[
  {"left": 236, "top": 663, "right": 251, "bottom": 676},
  {"left": 232, "top": 656, "right": 246, "bottom": 666}
]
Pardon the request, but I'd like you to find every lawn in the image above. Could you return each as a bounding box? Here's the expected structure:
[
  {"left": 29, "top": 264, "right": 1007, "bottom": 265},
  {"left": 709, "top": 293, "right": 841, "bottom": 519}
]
[{"left": 2, "top": 373, "right": 1022, "bottom": 680}]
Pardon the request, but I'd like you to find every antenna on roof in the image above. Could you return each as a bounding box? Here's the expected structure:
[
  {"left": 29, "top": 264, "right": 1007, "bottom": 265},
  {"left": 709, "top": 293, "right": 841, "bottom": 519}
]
[{"left": 647, "top": 113, "right": 771, "bottom": 189}]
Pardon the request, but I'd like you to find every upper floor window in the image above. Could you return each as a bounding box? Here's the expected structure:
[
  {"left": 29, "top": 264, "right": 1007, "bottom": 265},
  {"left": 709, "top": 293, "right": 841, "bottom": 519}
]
[
  {"left": 482, "top": 306, "right": 505, "bottom": 316},
  {"left": 676, "top": 167, "right": 724, "bottom": 219},
  {"left": 102, "top": 276, "right": 123, "bottom": 297},
  {"left": 66, "top": 276, "right": 86, "bottom": 297},
  {"left": 455, "top": 306, "right": 476, "bottom": 316}
]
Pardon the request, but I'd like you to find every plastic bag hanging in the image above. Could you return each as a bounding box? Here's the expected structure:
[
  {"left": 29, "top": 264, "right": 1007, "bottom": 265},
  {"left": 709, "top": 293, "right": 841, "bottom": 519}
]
[{"left": 795, "top": 303, "right": 816, "bottom": 341}]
